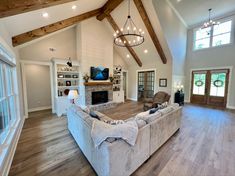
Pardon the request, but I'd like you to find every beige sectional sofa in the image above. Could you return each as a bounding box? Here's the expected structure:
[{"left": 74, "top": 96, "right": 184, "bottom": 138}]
[{"left": 67, "top": 104, "right": 182, "bottom": 176}]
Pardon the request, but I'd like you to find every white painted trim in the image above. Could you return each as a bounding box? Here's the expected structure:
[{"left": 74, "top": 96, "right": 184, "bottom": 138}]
[
  {"left": 20, "top": 60, "right": 55, "bottom": 118},
  {"left": 227, "top": 106, "right": 235, "bottom": 110},
  {"left": 28, "top": 106, "right": 52, "bottom": 113},
  {"left": 122, "top": 70, "right": 129, "bottom": 100},
  {"left": 1, "top": 118, "right": 25, "bottom": 176},
  {"left": 136, "top": 68, "right": 157, "bottom": 101},
  {"left": 20, "top": 63, "right": 28, "bottom": 118},
  {"left": 189, "top": 66, "right": 233, "bottom": 108},
  {"left": 165, "top": 0, "right": 188, "bottom": 28},
  {"left": 127, "top": 97, "right": 137, "bottom": 102}
]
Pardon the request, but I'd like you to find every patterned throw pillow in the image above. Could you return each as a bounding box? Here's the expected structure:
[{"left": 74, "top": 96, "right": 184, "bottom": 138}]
[{"left": 103, "top": 119, "right": 125, "bottom": 125}]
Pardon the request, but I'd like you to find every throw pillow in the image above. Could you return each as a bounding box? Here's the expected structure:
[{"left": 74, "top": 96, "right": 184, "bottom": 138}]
[
  {"left": 135, "top": 110, "right": 150, "bottom": 119},
  {"left": 149, "top": 108, "right": 159, "bottom": 114},
  {"left": 89, "top": 111, "right": 100, "bottom": 120}
]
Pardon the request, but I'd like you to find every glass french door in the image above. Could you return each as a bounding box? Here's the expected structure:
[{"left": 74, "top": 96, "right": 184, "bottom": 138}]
[
  {"left": 191, "top": 69, "right": 229, "bottom": 107},
  {"left": 138, "top": 71, "right": 155, "bottom": 101}
]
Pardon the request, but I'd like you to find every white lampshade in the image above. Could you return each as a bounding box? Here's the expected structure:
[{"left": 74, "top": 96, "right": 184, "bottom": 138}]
[{"left": 68, "top": 90, "right": 78, "bottom": 100}]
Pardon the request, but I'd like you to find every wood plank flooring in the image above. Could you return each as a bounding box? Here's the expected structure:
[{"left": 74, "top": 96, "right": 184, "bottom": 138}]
[{"left": 9, "top": 101, "right": 235, "bottom": 176}]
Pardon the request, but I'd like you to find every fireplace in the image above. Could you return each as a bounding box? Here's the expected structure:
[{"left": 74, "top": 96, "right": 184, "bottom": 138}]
[{"left": 92, "top": 91, "right": 108, "bottom": 105}]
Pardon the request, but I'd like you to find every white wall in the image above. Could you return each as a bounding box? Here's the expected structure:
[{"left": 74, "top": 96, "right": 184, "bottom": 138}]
[
  {"left": 19, "top": 27, "right": 77, "bottom": 61},
  {"left": 185, "top": 15, "right": 235, "bottom": 108},
  {"left": 152, "top": 0, "right": 187, "bottom": 93},
  {"left": 25, "top": 64, "right": 51, "bottom": 111},
  {"left": 113, "top": 49, "right": 128, "bottom": 70},
  {"left": 76, "top": 17, "right": 114, "bottom": 106},
  {"left": 128, "top": 61, "right": 172, "bottom": 101}
]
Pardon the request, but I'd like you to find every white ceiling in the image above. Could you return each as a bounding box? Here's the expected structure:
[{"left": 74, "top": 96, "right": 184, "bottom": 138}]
[
  {"left": 0, "top": 0, "right": 106, "bottom": 36},
  {"left": 168, "top": 0, "right": 235, "bottom": 27}
]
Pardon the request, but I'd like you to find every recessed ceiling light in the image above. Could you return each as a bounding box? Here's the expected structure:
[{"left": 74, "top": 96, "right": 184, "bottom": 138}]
[
  {"left": 72, "top": 5, "right": 77, "bottom": 10},
  {"left": 177, "top": 0, "right": 181, "bottom": 2},
  {"left": 42, "top": 12, "right": 49, "bottom": 18},
  {"left": 126, "top": 54, "right": 130, "bottom": 58},
  {"left": 144, "top": 49, "right": 148, "bottom": 53}
]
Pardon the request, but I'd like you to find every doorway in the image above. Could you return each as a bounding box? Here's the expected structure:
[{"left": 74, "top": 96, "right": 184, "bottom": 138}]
[
  {"left": 190, "top": 69, "right": 229, "bottom": 108},
  {"left": 122, "top": 71, "right": 128, "bottom": 100},
  {"left": 137, "top": 70, "right": 155, "bottom": 101},
  {"left": 21, "top": 60, "right": 54, "bottom": 118}
]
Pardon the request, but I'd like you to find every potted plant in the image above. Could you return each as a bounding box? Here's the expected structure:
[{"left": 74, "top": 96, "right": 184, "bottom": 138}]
[
  {"left": 83, "top": 74, "right": 90, "bottom": 83},
  {"left": 109, "top": 75, "right": 114, "bottom": 83}
]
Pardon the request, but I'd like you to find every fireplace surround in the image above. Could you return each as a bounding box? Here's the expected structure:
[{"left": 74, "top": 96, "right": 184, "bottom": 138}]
[{"left": 84, "top": 82, "right": 113, "bottom": 106}]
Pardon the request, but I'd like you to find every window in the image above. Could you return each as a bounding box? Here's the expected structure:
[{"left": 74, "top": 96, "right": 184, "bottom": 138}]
[
  {"left": 192, "top": 73, "right": 206, "bottom": 95},
  {"left": 194, "top": 27, "right": 211, "bottom": 50},
  {"left": 212, "top": 21, "right": 232, "bottom": 47},
  {"left": 194, "top": 20, "right": 232, "bottom": 50},
  {"left": 0, "top": 61, "right": 18, "bottom": 144}
]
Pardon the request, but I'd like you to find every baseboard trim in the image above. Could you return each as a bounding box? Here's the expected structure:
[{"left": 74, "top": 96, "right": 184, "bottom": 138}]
[
  {"left": 1, "top": 118, "right": 25, "bottom": 176},
  {"left": 28, "top": 106, "right": 52, "bottom": 113},
  {"left": 184, "top": 99, "right": 190, "bottom": 103},
  {"left": 127, "top": 97, "right": 138, "bottom": 101},
  {"left": 227, "top": 106, "right": 235, "bottom": 110}
]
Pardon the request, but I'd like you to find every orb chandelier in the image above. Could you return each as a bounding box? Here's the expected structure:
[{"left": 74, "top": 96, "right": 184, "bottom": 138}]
[
  {"left": 113, "top": 0, "right": 144, "bottom": 47},
  {"left": 201, "top": 8, "right": 220, "bottom": 34}
]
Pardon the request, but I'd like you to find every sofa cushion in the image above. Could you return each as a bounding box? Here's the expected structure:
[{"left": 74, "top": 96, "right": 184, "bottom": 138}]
[
  {"left": 136, "top": 119, "right": 147, "bottom": 128},
  {"left": 135, "top": 110, "right": 150, "bottom": 119},
  {"left": 158, "top": 106, "right": 173, "bottom": 115},
  {"left": 170, "top": 103, "right": 180, "bottom": 110},
  {"left": 146, "top": 112, "right": 162, "bottom": 123}
]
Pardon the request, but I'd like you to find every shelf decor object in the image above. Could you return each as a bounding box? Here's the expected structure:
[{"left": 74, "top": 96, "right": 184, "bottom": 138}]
[{"left": 113, "top": 0, "right": 144, "bottom": 47}]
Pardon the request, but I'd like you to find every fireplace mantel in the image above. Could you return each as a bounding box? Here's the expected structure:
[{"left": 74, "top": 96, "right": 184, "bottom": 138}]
[{"left": 84, "top": 82, "right": 113, "bottom": 86}]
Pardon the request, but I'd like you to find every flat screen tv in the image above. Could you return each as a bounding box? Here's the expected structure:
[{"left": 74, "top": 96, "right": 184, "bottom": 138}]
[{"left": 90, "top": 66, "right": 109, "bottom": 80}]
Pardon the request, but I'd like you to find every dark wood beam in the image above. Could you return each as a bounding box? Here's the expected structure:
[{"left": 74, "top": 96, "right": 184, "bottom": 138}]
[
  {"left": 12, "top": 8, "right": 101, "bottom": 47},
  {"left": 106, "top": 14, "right": 142, "bottom": 67},
  {"left": 96, "top": 0, "right": 124, "bottom": 21},
  {"left": 0, "top": 0, "right": 77, "bottom": 18},
  {"left": 133, "top": 0, "right": 167, "bottom": 64}
]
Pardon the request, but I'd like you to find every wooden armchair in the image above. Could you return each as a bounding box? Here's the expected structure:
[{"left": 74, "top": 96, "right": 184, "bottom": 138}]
[{"left": 143, "top": 91, "right": 171, "bottom": 111}]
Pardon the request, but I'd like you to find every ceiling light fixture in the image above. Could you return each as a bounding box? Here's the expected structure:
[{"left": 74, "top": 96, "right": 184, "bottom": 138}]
[
  {"left": 42, "top": 12, "right": 49, "bottom": 18},
  {"left": 144, "top": 49, "right": 148, "bottom": 53},
  {"left": 126, "top": 54, "right": 130, "bottom": 58},
  {"left": 113, "top": 0, "right": 144, "bottom": 47},
  {"left": 72, "top": 5, "right": 77, "bottom": 10},
  {"left": 201, "top": 8, "right": 220, "bottom": 34}
]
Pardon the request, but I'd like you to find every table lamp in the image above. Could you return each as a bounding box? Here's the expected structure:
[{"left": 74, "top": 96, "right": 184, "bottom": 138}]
[{"left": 68, "top": 90, "right": 78, "bottom": 104}]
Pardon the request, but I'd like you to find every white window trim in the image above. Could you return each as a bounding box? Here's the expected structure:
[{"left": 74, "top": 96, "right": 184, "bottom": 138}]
[{"left": 193, "top": 18, "right": 233, "bottom": 51}]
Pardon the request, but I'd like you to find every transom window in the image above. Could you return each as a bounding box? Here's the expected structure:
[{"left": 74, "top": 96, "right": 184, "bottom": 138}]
[{"left": 194, "top": 20, "right": 232, "bottom": 50}]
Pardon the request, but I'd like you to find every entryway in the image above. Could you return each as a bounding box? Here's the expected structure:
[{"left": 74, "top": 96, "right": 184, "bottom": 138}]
[
  {"left": 137, "top": 70, "right": 155, "bottom": 101},
  {"left": 190, "top": 69, "right": 229, "bottom": 108},
  {"left": 21, "top": 60, "right": 54, "bottom": 118}
]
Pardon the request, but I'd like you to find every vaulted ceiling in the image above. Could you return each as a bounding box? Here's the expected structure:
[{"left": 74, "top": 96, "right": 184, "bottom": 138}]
[{"left": 168, "top": 0, "right": 235, "bottom": 27}]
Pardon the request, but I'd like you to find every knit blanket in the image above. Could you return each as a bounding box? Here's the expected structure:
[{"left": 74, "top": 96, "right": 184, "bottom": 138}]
[{"left": 91, "top": 120, "right": 138, "bottom": 147}]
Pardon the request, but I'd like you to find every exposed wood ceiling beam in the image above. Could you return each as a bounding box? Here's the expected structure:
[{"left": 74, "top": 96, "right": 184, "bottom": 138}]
[
  {"left": 0, "top": 0, "right": 77, "bottom": 18},
  {"left": 12, "top": 8, "right": 101, "bottom": 47},
  {"left": 106, "top": 14, "right": 142, "bottom": 67},
  {"left": 133, "top": 0, "right": 167, "bottom": 64},
  {"left": 96, "top": 0, "right": 124, "bottom": 21}
]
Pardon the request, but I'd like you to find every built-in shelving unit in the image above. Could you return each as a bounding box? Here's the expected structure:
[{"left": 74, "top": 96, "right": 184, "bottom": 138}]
[
  {"left": 52, "top": 58, "right": 80, "bottom": 117},
  {"left": 113, "top": 65, "right": 124, "bottom": 103}
]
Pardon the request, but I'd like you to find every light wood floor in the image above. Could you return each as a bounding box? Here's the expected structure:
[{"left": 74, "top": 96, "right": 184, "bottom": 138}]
[{"left": 9, "top": 101, "right": 235, "bottom": 176}]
